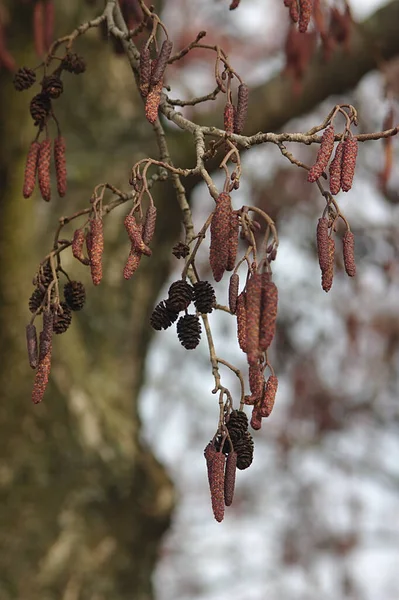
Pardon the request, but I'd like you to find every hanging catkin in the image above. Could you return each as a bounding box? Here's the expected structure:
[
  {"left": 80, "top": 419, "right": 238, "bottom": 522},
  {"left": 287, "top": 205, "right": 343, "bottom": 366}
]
[
  {"left": 342, "top": 230, "right": 356, "bottom": 277},
  {"left": 227, "top": 212, "right": 239, "bottom": 271},
  {"left": 89, "top": 217, "right": 104, "bottom": 286},
  {"left": 224, "top": 451, "right": 237, "bottom": 507},
  {"left": 234, "top": 84, "right": 249, "bottom": 134},
  {"left": 210, "top": 452, "right": 226, "bottom": 523},
  {"left": 307, "top": 125, "right": 335, "bottom": 183},
  {"left": 316, "top": 217, "right": 329, "bottom": 272},
  {"left": 259, "top": 278, "right": 278, "bottom": 352},
  {"left": 321, "top": 237, "right": 335, "bottom": 292},
  {"left": 260, "top": 375, "right": 278, "bottom": 417},
  {"left": 72, "top": 229, "right": 90, "bottom": 266},
  {"left": 236, "top": 291, "right": 247, "bottom": 352},
  {"left": 228, "top": 273, "right": 239, "bottom": 314},
  {"left": 209, "top": 192, "right": 232, "bottom": 282},
  {"left": 23, "top": 141, "right": 40, "bottom": 198},
  {"left": 245, "top": 273, "right": 263, "bottom": 365},
  {"left": 329, "top": 141, "right": 343, "bottom": 195},
  {"left": 341, "top": 137, "right": 358, "bottom": 192},
  {"left": 38, "top": 138, "right": 52, "bottom": 202},
  {"left": 54, "top": 136, "right": 67, "bottom": 197}
]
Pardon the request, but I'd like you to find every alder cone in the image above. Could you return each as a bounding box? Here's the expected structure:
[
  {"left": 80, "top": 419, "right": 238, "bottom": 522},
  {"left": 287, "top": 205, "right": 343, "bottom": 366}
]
[
  {"left": 329, "top": 141, "right": 343, "bottom": 195},
  {"left": 234, "top": 84, "right": 249, "bottom": 134},
  {"left": 236, "top": 291, "right": 247, "bottom": 352},
  {"left": 14, "top": 67, "right": 36, "bottom": 91},
  {"left": 167, "top": 280, "right": 193, "bottom": 312},
  {"left": 23, "top": 141, "right": 40, "bottom": 198},
  {"left": 259, "top": 279, "right": 278, "bottom": 352},
  {"left": 150, "top": 300, "right": 178, "bottom": 330},
  {"left": 342, "top": 230, "right": 356, "bottom": 277},
  {"left": 341, "top": 137, "right": 358, "bottom": 192},
  {"left": 224, "top": 451, "right": 237, "bottom": 507},
  {"left": 235, "top": 431, "right": 254, "bottom": 470},
  {"left": 29, "top": 288, "right": 44, "bottom": 313},
  {"left": 321, "top": 237, "right": 335, "bottom": 292},
  {"left": 210, "top": 452, "right": 226, "bottom": 522},
  {"left": 227, "top": 212, "right": 239, "bottom": 271},
  {"left": 64, "top": 281, "right": 86, "bottom": 311},
  {"left": 307, "top": 125, "right": 335, "bottom": 183},
  {"left": 176, "top": 314, "right": 201, "bottom": 350},
  {"left": 193, "top": 281, "right": 216, "bottom": 314},
  {"left": 260, "top": 375, "right": 278, "bottom": 417},
  {"left": 209, "top": 192, "right": 232, "bottom": 282},
  {"left": 38, "top": 138, "right": 52, "bottom": 202},
  {"left": 42, "top": 74, "right": 63, "bottom": 99},
  {"left": 53, "top": 302, "right": 72, "bottom": 335},
  {"left": 30, "top": 93, "right": 51, "bottom": 126},
  {"left": 245, "top": 273, "right": 263, "bottom": 365},
  {"left": 89, "top": 218, "right": 104, "bottom": 286},
  {"left": 54, "top": 136, "right": 67, "bottom": 197}
]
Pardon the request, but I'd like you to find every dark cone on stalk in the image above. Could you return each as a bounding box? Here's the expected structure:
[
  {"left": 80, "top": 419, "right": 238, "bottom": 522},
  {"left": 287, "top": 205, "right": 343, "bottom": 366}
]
[
  {"left": 30, "top": 93, "right": 51, "bottom": 126},
  {"left": 42, "top": 74, "right": 63, "bottom": 98},
  {"left": 64, "top": 281, "right": 86, "bottom": 311},
  {"left": 167, "top": 280, "right": 193, "bottom": 312},
  {"left": 14, "top": 67, "right": 36, "bottom": 91},
  {"left": 61, "top": 52, "right": 86, "bottom": 74},
  {"left": 176, "top": 314, "right": 201, "bottom": 349},
  {"left": 235, "top": 431, "right": 254, "bottom": 470},
  {"left": 29, "top": 288, "right": 45, "bottom": 313},
  {"left": 150, "top": 300, "right": 178, "bottom": 331},
  {"left": 172, "top": 242, "right": 190, "bottom": 259},
  {"left": 193, "top": 281, "right": 216, "bottom": 314},
  {"left": 226, "top": 410, "right": 248, "bottom": 446},
  {"left": 53, "top": 302, "right": 72, "bottom": 334}
]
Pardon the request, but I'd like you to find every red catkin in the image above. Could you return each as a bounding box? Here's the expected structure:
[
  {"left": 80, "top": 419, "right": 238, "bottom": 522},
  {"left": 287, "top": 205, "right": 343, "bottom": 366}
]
[
  {"left": 341, "top": 137, "right": 358, "bottom": 192},
  {"left": 260, "top": 375, "right": 278, "bottom": 417},
  {"left": 329, "top": 141, "right": 344, "bottom": 195},
  {"left": 248, "top": 363, "right": 264, "bottom": 399},
  {"left": 142, "top": 205, "right": 157, "bottom": 246},
  {"left": 23, "top": 141, "right": 40, "bottom": 198},
  {"left": 298, "top": 0, "right": 312, "bottom": 33},
  {"left": 54, "top": 136, "right": 67, "bottom": 197},
  {"left": 145, "top": 69, "right": 163, "bottom": 125},
  {"left": 321, "top": 237, "right": 335, "bottom": 292},
  {"left": 204, "top": 441, "right": 217, "bottom": 491},
  {"left": 316, "top": 217, "right": 329, "bottom": 272},
  {"left": 224, "top": 102, "right": 235, "bottom": 135},
  {"left": 39, "top": 310, "right": 53, "bottom": 361},
  {"left": 124, "top": 215, "right": 151, "bottom": 257},
  {"left": 72, "top": 229, "right": 90, "bottom": 266},
  {"left": 289, "top": 0, "right": 299, "bottom": 23},
  {"left": 259, "top": 278, "right": 278, "bottom": 352},
  {"left": 209, "top": 192, "right": 232, "bottom": 282},
  {"left": 245, "top": 273, "right": 263, "bottom": 365},
  {"left": 234, "top": 84, "right": 249, "bottom": 134},
  {"left": 210, "top": 452, "right": 226, "bottom": 523},
  {"left": 38, "top": 138, "right": 52, "bottom": 202},
  {"left": 228, "top": 273, "right": 239, "bottom": 314},
  {"left": 89, "top": 217, "right": 104, "bottom": 286},
  {"left": 342, "top": 230, "right": 356, "bottom": 277},
  {"left": 224, "top": 451, "right": 237, "bottom": 506},
  {"left": 123, "top": 250, "right": 142, "bottom": 280},
  {"left": 307, "top": 125, "right": 335, "bottom": 183},
  {"left": 236, "top": 291, "right": 247, "bottom": 353}
]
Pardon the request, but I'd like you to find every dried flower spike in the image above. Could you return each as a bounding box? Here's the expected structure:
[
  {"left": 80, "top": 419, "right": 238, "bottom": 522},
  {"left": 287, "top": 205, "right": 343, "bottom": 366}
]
[
  {"left": 38, "top": 138, "right": 52, "bottom": 202},
  {"left": 54, "top": 136, "right": 67, "bottom": 197},
  {"left": 342, "top": 230, "right": 356, "bottom": 277},
  {"left": 307, "top": 125, "right": 335, "bottom": 183},
  {"left": 23, "top": 141, "right": 40, "bottom": 199},
  {"left": 341, "top": 137, "right": 358, "bottom": 192}
]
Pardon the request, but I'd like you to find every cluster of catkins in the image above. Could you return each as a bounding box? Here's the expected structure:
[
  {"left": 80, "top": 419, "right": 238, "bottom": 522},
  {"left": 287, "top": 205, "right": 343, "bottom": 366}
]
[
  {"left": 223, "top": 83, "right": 249, "bottom": 138},
  {"left": 27, "top": 264, "right": 86, "bottom": 404},
  {"left": 316, "top": 217, "right": 356, "bottom": 292},
  {"left": 150, "top": 278, "right": 216, "bottom": 350},
  {"left": 284, "top": 0, "right": 313, "bottom": 33},
  {"left": 307, "top": 125, "right": 358, "bottom": 195},
  {"left": 204, "top": 410, "right": 254, "bottom": 522},
  {"left": 15, "top": 52, "right": 86, "bottom": 201},
  {"left": 139, "top": 38, "right": 173, "bottom": 124}
]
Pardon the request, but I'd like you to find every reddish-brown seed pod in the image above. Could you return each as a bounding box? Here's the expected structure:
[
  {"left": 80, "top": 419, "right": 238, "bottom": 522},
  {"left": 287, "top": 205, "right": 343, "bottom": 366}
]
[
  {"left": 249, "top": 363, "right": 264, "bottom": 399},
  {"left": 259, "top": 278, "right": 278, "bottom": 352},
  {"left": 33, "top": 0, "right": 45, "bottom": 58},
  {"left": 229, "top": 273, "right": 239, "bottom": 314},
  {"left": 224, "top": 451, "right": 237, "bottom": 506},
  {"left": 307, "top": 125, "right": 335, "bottom": 183},
  {"left": 32, "top": 343, "right": 52, "bottom": 404},
  {"left": 209, "top": 192, "right": 232, "bottom": 282},
  {"left": 245, "top": 273, "right": 263, "bottom": 365},
  {"left": 342, "top": 230, "right": 356, "bottom": 277},
  {"left": 224, "top": 102, "right": 234, "bottom": 135},
  {"left": 210, "top": 452, "right": 226, "bottom": 523},
  {"left": 26, "top": 324, "right": 38, "bottom": 370},
  {"left": 89, "top": 217, "right": 104, "bottom": 286},
  {"left": 234, "top": 84, "right": 249, "bottom": 134},
  {"left": 316, "top": 217, "right": 329, "bottom": 273},
  {"left": 341, "top": 137, "right": 358, "bottom": 192},
  {"left": 260, "top": 375, "right": 278, "bottom": 417},
  {"left": 150, "top": 40, "right": 173, "bottom": 86},
  {"left": 250, "top": 408, "right": 262, "bottom": 431},
  {"left": 54, "top": 136, "right": 67, "bottom": 197},
  {"left": 236, "top": 291, "right": 247, "bottom": 353},
  {"left": 72, "top": 229, "right": 90, "bottom": 266},
  {"left": 123, "top": 250, "right": 142, "bottom": 280},
  {"left": 289, "top": 0, "right": 299, "bottom": 23},
  {"left": 329, "top": 141, "right": 344, "bottom": 195},
  {"left": 227, "top": 212, "right": 239, "bottom": 271},
  {"left": 145, "top": 78, "right": 163, "bottom": 125},
  {"left": 142, "top": 205, "right": 157, "bottom": 246},
  {"left": 298, "top": 0, "right": 312, "bottom": 33},
  {"left": 139, "top": 46, "right": 151, "bottom": 98},
  {"left": 23, "top": 141, "right": 40, "bottom": 198},
  {"left": 38, "top": 138, "right": 52, "bottom": 202},
  {"left": 321, "top": 237, "right": 335, "bottom": 292}
]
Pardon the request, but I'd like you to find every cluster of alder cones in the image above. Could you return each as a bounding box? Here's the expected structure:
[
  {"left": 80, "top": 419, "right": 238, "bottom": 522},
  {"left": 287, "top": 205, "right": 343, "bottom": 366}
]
[{"left": 15, "top": 53, "right": 86, "bottom": 201}]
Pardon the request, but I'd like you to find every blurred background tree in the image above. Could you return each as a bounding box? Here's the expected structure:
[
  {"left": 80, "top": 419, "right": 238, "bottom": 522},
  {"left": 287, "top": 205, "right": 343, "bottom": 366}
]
[{"left": 0, "top": 1, "right": 399, "bottom": 599}]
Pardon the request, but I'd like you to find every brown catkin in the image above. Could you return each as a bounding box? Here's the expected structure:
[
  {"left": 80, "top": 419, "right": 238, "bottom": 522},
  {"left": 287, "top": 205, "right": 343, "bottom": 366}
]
[
  {"left": 32, "top": 343, "right": 52, "bottom": 404},
  {"left": 23, "top": 141, "right": 40, "bottom": 198},
  {"left": 210, "top": 452, "right": 226, "bottom": 523},
  {"left": 54, "top": 136, "right": 67, "bottom": 197},
  {"left": 248, "top": 363, "right": 264, "bottom": 398},
  {"left": 307, "top": 125, "right": 335, "bottom": 183},
  {"left": 224, "top": 102, "right": 235, "bottom": 135},
  {"left": 142, "top": 205, "right": 157, "bottom": 245},
  {"left": 123, "top": 250, "right": 142, "bottom": 280},
  {"left": 342, "top": 230, "right": 356, "bottom": 277},
  {"left": 145, "top": 78, "right": 163, "bottom": 124},
  {"left": 227, "top": 212, "right": 239, "bottom": 271},
  {"left": 260, "top": 375, "right": 278, "bottom": 417},
  {"left": 26, "top": 324, "right": 38, "bottom": 369},
  {"left": 289, "top": 0, "right": 299, "bottom": 22},
  {"left": 321, "top": 237, "right": 335, "bottom": 292},
  {"left": 298, "top": 0, "right": 312, "bottom": 33},
  {"left": 234, "top": 84, "right": 249, "bottom": 134},
  {"left": 224, "top": 451, "right": 237, "bottom": 507},
  {"left": 259, "top": 279, "right": 278, "bottom": 352},
  {"left": 209, "top": 192, "right": 232, "bottom": 282},
  {"left": 316, "top": 217, "right": 329, "bottom": 272},
  {"left": 72, "top": 229, "right": 90, "bottom": 266},
  {"left": 245, "top": 273, "right": 263, "bottom": 365},
  {"left": 150, "top": 40, "right": 173, "bottom": 86},
  {"left": 329, "top": 141, "right": 344, "bottom": 195},
  {"left": 204, "top": 442, "right": 217, "bottom": 490},
  {"left": 139, "top": 46, "right": 151, "bottom": 97},
  {"left": 124, "top": 215, "right": 151, "bottom": 257},
  {"left": 341, "top": 137, "right": 358, "bottom": 192},
  {"left": 236, "top": 291, "right": 247, "bottom": 352},
  {"left": 38, "top": 138, "right": 52, "bottom": 202},
  {"left": 228, "top": 273, "right": 239, "bottom": 314},
  {"left": 89, "top": 217, "right": 104, "bottom": 286},
  {"left": 39, "top": 310, "right": 53, "bottom": 361}
]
